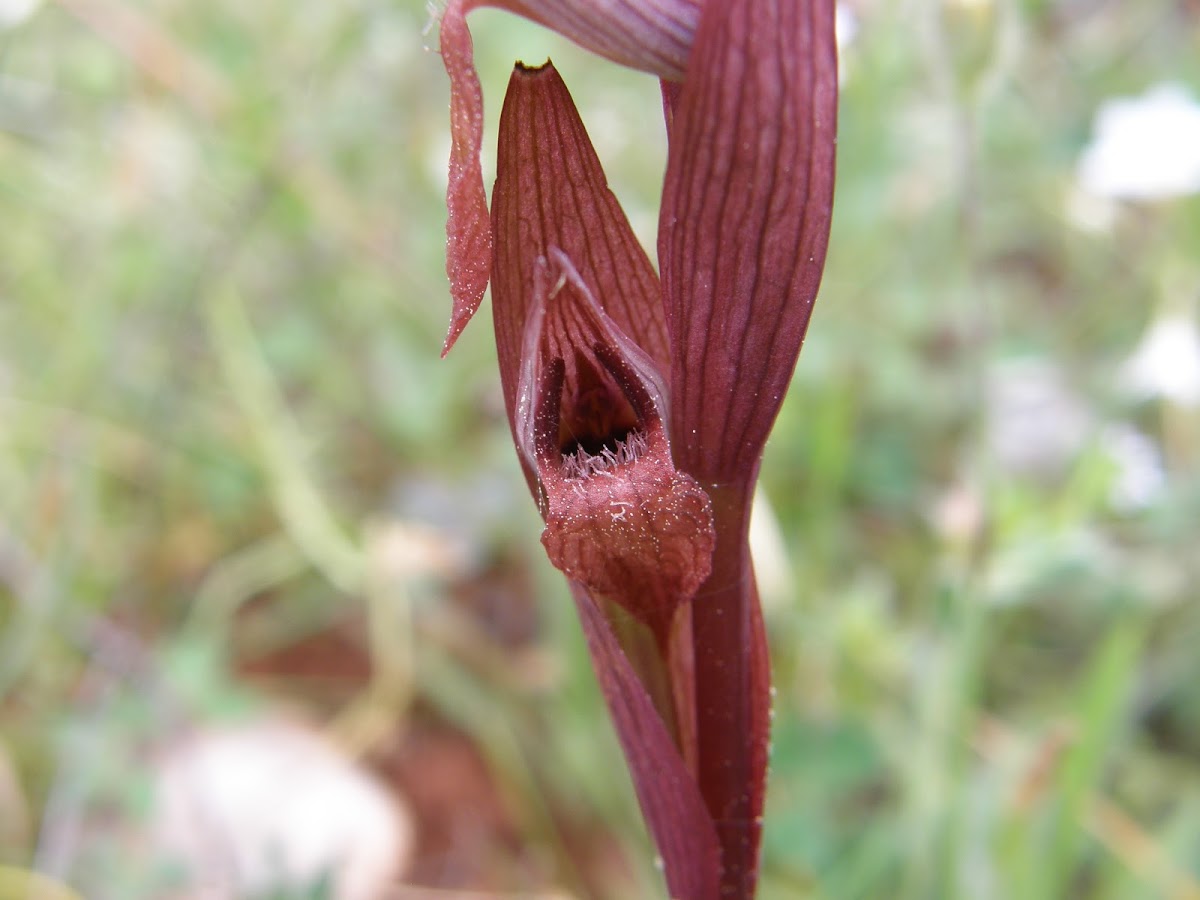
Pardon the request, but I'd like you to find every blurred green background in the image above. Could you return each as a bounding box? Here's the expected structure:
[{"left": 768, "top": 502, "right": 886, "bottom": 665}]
[{"left": 2, "top": 0, "right": 1200, "bottom": 897}]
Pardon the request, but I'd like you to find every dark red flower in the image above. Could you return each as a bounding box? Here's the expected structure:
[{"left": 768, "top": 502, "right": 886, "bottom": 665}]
[{"left": 436, "top": 1, "right": 838, "bottom": 896}]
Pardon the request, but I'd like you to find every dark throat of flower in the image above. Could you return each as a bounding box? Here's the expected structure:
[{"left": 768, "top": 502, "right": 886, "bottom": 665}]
[
  {"left": 516, "top": 249, "right": 669, "bottom": 492},
  {"left": 531, "top": 340, "right": 658, "bottom": 487}
]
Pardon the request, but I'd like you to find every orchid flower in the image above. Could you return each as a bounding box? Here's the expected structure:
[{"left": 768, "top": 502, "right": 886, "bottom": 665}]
[{"left": 437, "top": 1, "right": 837, "bottom": 897}]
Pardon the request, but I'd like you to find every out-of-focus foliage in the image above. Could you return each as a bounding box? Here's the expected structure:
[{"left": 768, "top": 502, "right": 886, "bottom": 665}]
[{"left": 0, "top": 0, "right": 1198, "bottom": 898}]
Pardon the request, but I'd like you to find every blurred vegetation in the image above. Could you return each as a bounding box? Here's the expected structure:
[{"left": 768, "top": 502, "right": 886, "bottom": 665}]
[{"left": 2, "top": 0, "right": 1199, "bottom": 897}]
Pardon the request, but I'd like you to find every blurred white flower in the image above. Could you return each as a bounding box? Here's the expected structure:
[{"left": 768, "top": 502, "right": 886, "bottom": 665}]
[
  {"left": 836, "top": 3, "right": 859, "bottom": 47},
  {"left": 152, "top": 718, "right": 412, "bottom": 900},
  {"left": 985, "top": 358, "right": 1091, "bottom": 474},
  {"left": 1101, "top": 425, "right": 1166, "bottom": 511},
  {"left": 749, "top": 485, "right": 794, "bottom": 613},
  {"left": 0, "top": 0, "right": 39, "bottom": 29},
  {"left": 1121, "top": 313, "right": 1200, "bottom": 407},
  {"left": 1077, "top": 83, "right": 1200, "bottom": 201},
  {"left": 835, "top": 3, "right": 859, "bottom": 84}
]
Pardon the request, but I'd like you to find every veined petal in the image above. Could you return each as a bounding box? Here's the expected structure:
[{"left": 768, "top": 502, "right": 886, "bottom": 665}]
[
  {"left": 493, "top": 0, "right": 698, "bottom": 80},
  {"left": 491, "top": 63, "right": 710, "bottom": 631},
  {"left": 438, "top": 0, "right": 696, "bottom": 352},
  {"left": 491, "top": 61, "right": 668, "bottom": 419},
  {"left": 658, "top": 0, "right": 839, "bottom": 482},
  {"left": 656, "top": 0, "right": 838, "bottom": 893}
]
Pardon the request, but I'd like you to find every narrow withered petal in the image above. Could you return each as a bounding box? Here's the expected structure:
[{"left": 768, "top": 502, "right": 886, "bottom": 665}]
[
  {"left": 516, "top": 251, "right": 714, "bottom": 632},
  {"left": 440, "top": 1, "right": 491, "bottom": 354},
  {"left": 439, "top": 0, "right": 697, "bottom": 352},
  {"left": 658, "top": 0, "right": 839, "bottom": 482}
]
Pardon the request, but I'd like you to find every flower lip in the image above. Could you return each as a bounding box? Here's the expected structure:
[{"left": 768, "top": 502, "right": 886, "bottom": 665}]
[{"left": 513, "top": 249, "right": 713, "bottom": 629}]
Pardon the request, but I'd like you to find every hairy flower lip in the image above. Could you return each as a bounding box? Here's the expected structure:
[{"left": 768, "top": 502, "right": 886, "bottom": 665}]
[
  {"left": 539, "top": 446, "right": 714, "bottom": 631},
  {"left": 506, "top": 250, "right": 713, "bottom": 632}
]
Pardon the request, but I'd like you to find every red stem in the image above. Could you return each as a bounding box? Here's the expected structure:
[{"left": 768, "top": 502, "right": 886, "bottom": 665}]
[{"left": 691, "top": 480, "right": 771, "bottom": 898}]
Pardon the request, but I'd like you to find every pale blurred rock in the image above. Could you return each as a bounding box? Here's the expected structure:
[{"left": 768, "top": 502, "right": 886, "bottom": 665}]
[{"left": 151, "top": 717, "right": 413, "bottom": 900}]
